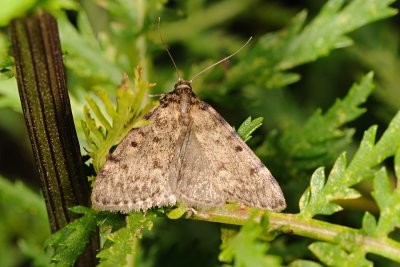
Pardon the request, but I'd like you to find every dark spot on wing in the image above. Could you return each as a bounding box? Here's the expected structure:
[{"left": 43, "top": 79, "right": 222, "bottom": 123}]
[
  {"left": 218, "top": 163, "right": 227, "bottom": 171},
  {"left": 153, "top": 159, "right": 161, "bottom": 168},
  {"left": 113, "top": 200, "right": 120, "bottom": 205},
  {"left": 250, "top": 167, "right": 258, "bottom": 175},
  {"left": 151, "top": 187, "right": 160, "bottom": 196},
  {"left": 155, "top": 116, "right": 163, "bottom": 124},
  {"left": 107, "top": 153, "right": 119, "bottom": 162},
  {"left": 170, "top": 120, "right": 178, "bottom": 129},
  {"left": 143, "top": 109, "right": 156, "bottom": 119},
  {"left": 123, "top": 200, "right": 129, "bottom": 205},
  {"left": 200, "top": 102, "right": 209, "bottom": 110},
  {"left": 278, "top": 199, "right": 286, "bottom": 207},
  {"left": 217, "top": 115, "right": 227, "bottom": 125},
  {"left": 130, "top": 141, "right": 138, "bottom": 147},
  {"left": 139, "top": 195, "right": 148, "bottom": 201},
  {"left": 153, "top": 136, "right": 161, "bottom": 143},
  {"left": 141, "top": 184, "right": 149, "bottom": 193},
  {"left": 235, "top": 146, "right": 243, "bottom": 152},
  {"left": 227, "top": 131, "right": 236, "bottom": 140},
  {"left": 102, "top": 199, "right": 110, "bottom": 205}
]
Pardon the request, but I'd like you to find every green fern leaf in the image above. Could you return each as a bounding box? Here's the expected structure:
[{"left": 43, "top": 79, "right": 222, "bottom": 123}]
[
  {"left": 259, "top": 72, "right": 375, "bottom": 178},
  {"left": 371, "top": 152, "right": 400, "bottom": 237},
  {"left": 237, "top": 116, "right": 263, "bottom": 142},
  {"left": 82, "top": 68, "right": 156, "bottom": 172},
  {"left": 288, "top": 260, "right": 322, "bottom": 267},
  {"left": 45, "top": 206, "right": 98, "bottom": 267},
  {"left": 300, "top": 111, "right": 400, "bottom": 218},
  {"left": 309, "top": 242, "right": 372, "bottom": 267},
  {"left": 228, "top": 0, "right": 396, "bottom": 89},
  {"left": 97, "top": 213, "right": 155, "bottom": 267},
  {"left": 219, "top": 213, "right": 282, "bottom": 267}
]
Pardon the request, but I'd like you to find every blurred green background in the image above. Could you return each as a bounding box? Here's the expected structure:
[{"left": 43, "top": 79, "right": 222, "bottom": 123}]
[{"left": 0, "top": 0, "right": 399, "bottom": 266}]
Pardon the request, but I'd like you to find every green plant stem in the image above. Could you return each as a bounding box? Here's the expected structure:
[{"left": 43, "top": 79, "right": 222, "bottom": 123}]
[
  {"left": 10, "top": 10, "right": 99, "bottom": 266},
  {"left": 189, "top": 206, "right": 400, "bottom": 262}
]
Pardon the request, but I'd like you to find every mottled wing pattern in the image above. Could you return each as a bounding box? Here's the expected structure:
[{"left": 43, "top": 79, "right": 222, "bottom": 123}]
[
  {"left": 175, "top": 128, "right": 226, "bottom": 207},
  {"left": 91, "top": 102, "right": 181, "bottom": 212},
  {"left": 183, "top": 101, "right": 286, "bottom": 211}
]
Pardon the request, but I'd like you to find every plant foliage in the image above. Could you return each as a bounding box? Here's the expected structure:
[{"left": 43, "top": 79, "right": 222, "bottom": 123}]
[
  {"left": 258, "top": 72, "right": 375, "bottom": 179},
  {"left": 300, "top": 112, "right": 400, "bottom": 218},
  {"left": 45, "top": 206, "right": 98, "bottom": 266},
  {"left": 97, "top": 212, "right": 155, "bottom": 267},
  {"left": 82, "top": 69, "right": 156, "bottom": 172},
  {"left": 219, "top": 213, "right": 282, "bottom": 267},
  {"left": 237, "top": 116, "right": 264, "bottom": 143},
  {"left": 0, "top": 177, "right": 50, "bottom": 267},
  {"left": 226, "top": 0, "right": 397, "bottom": 90},
  {"left": 0, "top": 0, "right": 399, "bottom": 267}
]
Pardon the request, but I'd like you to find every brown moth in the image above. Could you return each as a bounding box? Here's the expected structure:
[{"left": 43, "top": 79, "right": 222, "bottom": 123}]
[
  {"left": 91, "top": 31, "right": 286, "bottom": 213},
  {"left": 91, "top": 78, "right": 286, "bottom": 212}
]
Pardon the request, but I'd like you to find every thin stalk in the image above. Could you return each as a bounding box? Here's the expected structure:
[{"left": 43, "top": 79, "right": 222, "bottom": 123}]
[
  {"left": 11, "top": 11, "right": 99, "bottom": 266},
  {"left": 188, "top": 206, "right": 400, "bottom": 263}
]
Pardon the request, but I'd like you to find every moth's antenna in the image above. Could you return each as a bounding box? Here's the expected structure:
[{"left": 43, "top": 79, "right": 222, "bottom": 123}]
[
  {"left": 158, "top": 17, "right": 182, "bottom": 81},
  {"left": 189, "top": 36, "right": 252, "bottom": 83}
]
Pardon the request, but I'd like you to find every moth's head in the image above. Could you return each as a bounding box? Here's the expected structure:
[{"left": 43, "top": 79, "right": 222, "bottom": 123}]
[{"left": 174, "top": 79, "right": 192, "bottom": 92}]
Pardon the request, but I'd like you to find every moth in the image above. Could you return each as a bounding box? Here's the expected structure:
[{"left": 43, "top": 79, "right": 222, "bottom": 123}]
[{"left": 91, "top": 36, "right": 286, "bottom": 213}]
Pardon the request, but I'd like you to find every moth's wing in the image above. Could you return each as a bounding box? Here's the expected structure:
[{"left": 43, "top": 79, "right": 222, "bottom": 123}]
[
  {"left": 184, "top": 101, "right": 286, "bottom": 211},
  {"left": 91, "top": 102, "right": 181, "bottom": 212},
  {"left": 175, "top": 128, "right": 226, "bottom": 207}
]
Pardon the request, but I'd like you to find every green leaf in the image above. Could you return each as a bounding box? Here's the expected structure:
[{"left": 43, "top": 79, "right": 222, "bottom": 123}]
[
  {"left": 300, "top": 111, "right": 400, "bottom": 218},
  {"left": 372, "top": 167, "right": 400, "bottom": 237},
  {"left": 166, "top": 207, "right": 187, "bottom": 219},
  {"left": 0, "top": 77, "right": 20, "bottom": 111},
  {"left": 299, "top": 156, "right": 346, "bottom": 216},
  {"left": 278, "top": 0, "right": 396, "bottom": 70},
  {"left": 58, "top": 13, "right": 124, "bottom": 88},
  {"left": 0, "top": 177, "right": 50, "bottom": 266},
  {"left": 299, "top": 72, "right": 374, "bottom": 144},
  {"left": 309, "top": 242, "right": 372, "bottom": 267},
  {"left": 361, "top": 212, "right": 377, "bottom": 237},
  {"left": 85, "top": 94, "right": 112, "bottom": 131},
  {"left": 224, "top": 1, "right": 397, "bottom": 91},
  {"left": 45, "top": 207, "right": 98, "bottom": 267},
  {"left": 219, "top": 213, "right": 282, "bottom": 267},
  {"left": 0, "top": 177, "right": 48, "bottom": 221},
  {"left": 97, "top": 213, "right": 155, "bottom": 267},
  {"left": 82, "top": 69, "right": 156, "bottom": 172},
  {"left": 258, "top": 72, "right": 375, "bottom": 178},
  {"left": 288, "top": 260, "right": 322, "bottom": 267},
  {"left": 0, "top": 32, "right": 14, "bottom": 81},
  {"left": 0, "top": 0, "right": 37, "bottom": 27},
  {"left": 0, "top": 0, "right": 78, "bottom": 26},
  {"left": 237, "top": 116, "right": 263, "bottom": 142},
  {"left": 220, "top": 225, "right": 240, "bottom": 256},
  {"left": 18, "top": 239, "right": 52, "bottom": 267}
]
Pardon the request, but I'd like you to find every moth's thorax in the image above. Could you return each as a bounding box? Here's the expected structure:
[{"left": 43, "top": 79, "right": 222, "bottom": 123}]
[{"left": 173, "top": 80, "right": 196, "bottom": 113}]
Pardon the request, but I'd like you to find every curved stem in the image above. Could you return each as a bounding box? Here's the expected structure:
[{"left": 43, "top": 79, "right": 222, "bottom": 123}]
[{"left": 188, "top": 205, "right": 400, "bottom": 263}]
